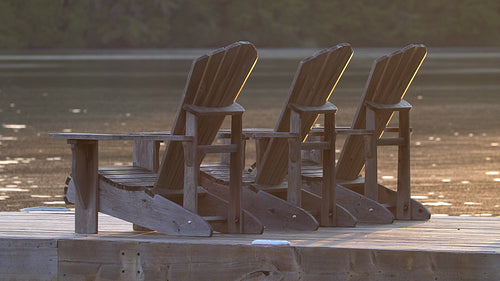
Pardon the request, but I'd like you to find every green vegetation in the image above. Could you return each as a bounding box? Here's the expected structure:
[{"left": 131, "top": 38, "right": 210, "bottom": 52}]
[{"left": 1, "top": 0, "right": 500, "bottom": 48}]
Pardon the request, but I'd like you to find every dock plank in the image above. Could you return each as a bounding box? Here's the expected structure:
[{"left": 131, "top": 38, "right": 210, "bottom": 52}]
[{"left": 0, "top": 212, "right": 498, "bottom": 280}]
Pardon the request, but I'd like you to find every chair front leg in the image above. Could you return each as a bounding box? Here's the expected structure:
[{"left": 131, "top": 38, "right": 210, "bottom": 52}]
[
  {"left": 228, "top": 113, "right": 243, "bottom": 233},
  {"left": 69, "top": 139, "right": 99, "bottom": 234},
  {"left": 321, "top": 112, "right": 336, "bottom": 226},
  {"left": 288, "top": 110, "right": 302, "bottom": 206},
  {"left": 364, "top": 107, "right": 378, "bottom": 201},
  {"left": 397, "top": 110, "right": 411, "bottom": 219}
]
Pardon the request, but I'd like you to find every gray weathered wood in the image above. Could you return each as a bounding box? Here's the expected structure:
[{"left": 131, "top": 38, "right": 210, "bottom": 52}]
[
  {"left": 52, "top": 42, "right": 262, "bottom": 236},
  {"left": 99, "top": 180, "right": 213, "bottom": 236},
  {"left": 198, "top": 144, "right": 238, "bottom": 154},
  {"left": 184, "top": 102, "right": 245, "bottom": 115},
  {"left": 196, "top": 185, "right": 263, "bottom": 234},
  {"left": 228, "top": 113, "right": 243, "bottom": 233},
  {"left": 287, "top": 110, "right": 302, "bottom": 205},
  {"left": 397, "top": 109, "right": 411, "bottom": 219},
  {"left": 288, "top": 104, "right": 339, "bottom": 227},
  {"left": 288, "top": 101, "right": 338, "bottom": 114},
  {"left": 219, "top": 138, "right": 231, "bottom": 165},
  {"left": 0, "top": 239, "right": 57, "bottom": 281},
  {"left": 366, "top": 99, "right": 412, "bottom": 110},
  {"left": 50, "top": 132, "right": 191, "bottom": 141},
  {"left": 1, "top": 212, "right": 498, "bottom": 281},
  {"left": 69, "top": 140, "right": 98, "bottom": 234},
  {"left": 200, "top": 44, "right": 355, "bottom": 229},
  {"left": 302, "top": 181, "right": 394, "bottom": 224},
  {"left": 200, "top": 176, "right": 319, "bottom": 231},
  {"left": 336, "top": 44, "right": 426, "bottom": 181},
  {"left": 183, "top": 111, "right": 199, "bottom": 213},
  {"left": 364, "top": 107, "right": 378, "bottom": 201},
  {"left": 321, "top": 112, "right": 336, "bottom": 226},
  {"left": 301, "top": 44, "right": 430, "bottom": 221},
  {"left": 256, "top": 44, "right": 353, "bottom": 185},
  {"left": 158, "top": 41, "right": 258, "bottom": 190},
  {"left": 133, "top": 140, "right": 160, "bottom": 172}
]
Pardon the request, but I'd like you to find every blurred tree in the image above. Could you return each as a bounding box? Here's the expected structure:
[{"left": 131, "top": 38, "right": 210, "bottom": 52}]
[{"left": 0, "top": 0, "right": 499, "bottom": 48}]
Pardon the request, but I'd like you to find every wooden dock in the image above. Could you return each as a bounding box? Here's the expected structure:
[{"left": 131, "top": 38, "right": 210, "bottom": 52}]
[{"left": 1, "top": 211, "right": 498, "bottom": 280}]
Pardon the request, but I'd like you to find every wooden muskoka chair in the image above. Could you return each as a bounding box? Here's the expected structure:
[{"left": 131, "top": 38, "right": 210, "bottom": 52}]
[
  {"left": 51, "top": 41, "right": 264, "bottom": 236},
  {"left": 201, "top": 43, "right": 362, "bottom": 228},
  {"left": 301, "top": 44, "right": 431, "bottom": 221}
]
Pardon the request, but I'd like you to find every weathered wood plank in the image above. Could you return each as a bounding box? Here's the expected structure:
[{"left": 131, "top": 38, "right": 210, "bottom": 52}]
[
  {"left": 55, "top": 238, "right": 500, "bottom": 281},
  {"left": 336, "top": 44, "right": 426, "bottom": 181},
  {"left": 183, "top": 111, "right": 199, "bottom": 213},
  {"left": 196, "top": 188, "right": 263, "bottom": 234},
  {"left": 321, "top": 112, "right": 336, "bottom": 226},
  {"left": 256, "top": 44, "right": 353, "bottom": 185},
  {"left": 50, "top": 132, "right": 191, "bottom": 141},
  {"left": 228, "top": 113, "right": 243, "bottom": 233},
  {"left": 69, "top": 140, "right": 98, "bottom": 234},
  {"left": 158, "top": 42, "right": 257, "bottom": 190},
  {"left": 200, "top": 174, "right": 319, "bottom": 231},
  {"left": 99, "top": 181, "right": 212, "bottom": 237},
  {"left": 1, "top": 212, "right": 498, "bottom": 281},
  {"left": 184, "top": 102, "right": 245, "bottom": 115},
  {"left": 0, "top": 239, "right": 57, "bottom": 281},
  {"left": 303, "top": 181, "right": 394, "bottom": 224},
  {"left": 287, "top": 110, "right": 302, "bottom": 205},
  {"left": 397, "top": 109, "right": 411, "bottom": 219},
  {"left": 133, "top": 140, "right": 160, "bottom": 172},
  {"left": 364, "top": 107, "right": 378, "bottom": 201}
]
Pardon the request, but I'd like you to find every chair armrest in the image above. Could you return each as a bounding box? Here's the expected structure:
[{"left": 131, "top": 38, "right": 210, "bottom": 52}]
[
  {"left": 336, "top": 128, "right": 375, "bottom": 136},
  {"left": 309, "top": 127, "right": 376, "bottom": 136},
  {"left": 50, "top": 132, "right": 193, "bottom": 142},
  {"left": 217, "top": 128, "right": 296, "bottom": 140},
  {"left": 242, "top": 128, "right": 296, "bottom": 139}
]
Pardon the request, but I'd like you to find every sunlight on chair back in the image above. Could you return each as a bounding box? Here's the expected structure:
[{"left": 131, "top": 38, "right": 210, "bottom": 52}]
[
  {"left": 256, "top": 44, "right": 353, "bottom": 185},
  {"left": 156, "top": 42, "right": 258, "bottom": 190},
  {"left": 336, "top": 44, "right": 427, "bottom": 181}
]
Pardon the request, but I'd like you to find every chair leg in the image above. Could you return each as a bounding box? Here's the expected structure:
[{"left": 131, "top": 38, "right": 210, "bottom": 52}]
[
  {"left": 228, "top": 114, "right": 243, "bottom": 233},
  {"left": 321, "top": 112, "right": 336, "bottom": 226},
  {"left": 183, "top": 112, "right": 199, "bottom": 214},
  {"left": 199, "top": 175, "right": 318, "bottom": 231},
  {"left": 99, "top": 181, "right": 213, "bottom": 236},
  {"left": 364, "top": 107, "right": 378, "bottom": 201},
  {"left": 69, "top": 140, "right": 98, "bottom": 234},
  {"left": 397, "top": 110, "right": 411, "bottom": 219},
  {"left": 288, "top": 110, "right": 302, "bottom": 205}
]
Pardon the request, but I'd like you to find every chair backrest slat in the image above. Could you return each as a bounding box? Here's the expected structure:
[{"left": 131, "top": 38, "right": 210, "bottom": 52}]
[
  {"left": 336, "top": 44, "right": 427, "bottom": 181},
  {"left": 156, "top": 42, "right": 257, "bottom": 190},
  {"left": 256, "top": 44, "right": 353, "bottom": 185}
]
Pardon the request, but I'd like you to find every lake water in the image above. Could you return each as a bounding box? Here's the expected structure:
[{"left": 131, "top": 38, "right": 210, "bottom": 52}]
[{"left": 0, "top": 47, "right": 498, "bottom": 216}]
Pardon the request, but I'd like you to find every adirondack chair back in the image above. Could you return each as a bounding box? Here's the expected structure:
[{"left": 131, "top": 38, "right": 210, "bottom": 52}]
[
  {"left": 255, "top": 44, "right": 353, "bottom": 185},
  {"left": 336, "top": 44, "right": 427, "bottom": 181},
  {"left": 156, "top": 41, "right": 258, "bottom": 190}
]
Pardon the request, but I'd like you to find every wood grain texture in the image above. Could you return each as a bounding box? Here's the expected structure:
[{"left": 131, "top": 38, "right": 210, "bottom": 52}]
[
  {"left": 199, "top": 45, "right": 354, "bottom": 229},
  {"left": 336, "top": 44, "right": 426, "bottom": 180},
  {"left": 50, "top": 132, "right": 191, "bottom": 141},
  {"left": 157, "top": 41, "right": 257, "bottom": 190},
  {"left": 397, "top": 109, "right": 411, "bottom": 219},
  {"left": 303, "top": 181, "right": 394, "bottom": 224},
  {"left": 69, "top": 140, "right": 98, "bottom": 234},
  {"left": 0, "top": 212, "right": 498, "bottom": 281},
  {"left": 99, "top": 181, "right": 213, "bottom": 237},
  {"left": 133, "top": 140, "right": 160, "bottom": 172},
  {"left": 228, "top": 113, "right": 243, "bottom": 233},
  {"left": 0, "top": 239, "right": 57, "bottom": 281},
  {"left": 321, "top": 112, "right": 336, "bottom": 226},
  {"left": 200, "top": 176, "right": 319, "bottom": 231},
  {"left": 55, "top": 42, "right": 259, "bottom": 236},
  {"left": 255, "top": 44, "right": 353, "bottom": 185}
]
